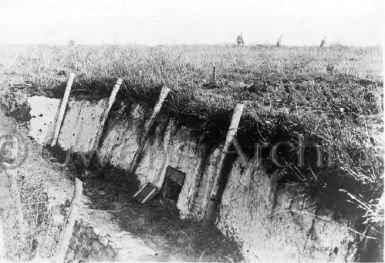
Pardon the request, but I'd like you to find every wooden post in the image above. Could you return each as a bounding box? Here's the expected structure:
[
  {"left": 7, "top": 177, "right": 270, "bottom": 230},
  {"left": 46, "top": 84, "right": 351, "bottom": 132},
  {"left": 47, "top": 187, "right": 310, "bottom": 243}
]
[
  {"left": 54, "top": 178, "right": 83, "bottom": 263},
  {"left": 128, "top": 86, "right": 171, "bottom": 174},
  {"left": 90, "top": 78, "right": 122, "bottom": 154},
  {"left": 212, "top": 66, "right": 216, "bottom": 84},
  {"left": 205, "top": 103, "right": 244, "bottom": 226},
  {"left": 6, "top": 170, "right": 26, "bottom": 244},
  {"left": 51, "top": 73, "right": 75, "bottom": 147}
]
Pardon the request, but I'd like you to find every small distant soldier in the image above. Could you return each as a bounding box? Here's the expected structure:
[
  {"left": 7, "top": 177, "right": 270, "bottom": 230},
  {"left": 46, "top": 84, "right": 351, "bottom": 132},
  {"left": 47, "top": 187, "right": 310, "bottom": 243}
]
[
  {"left": 320, "top": 36, "right": 327, "bottom": 48},
  {"left": 237, "top": 33, "right": 244, "bottom": 46},
  {"left": 276, "top": 34, "right": 283, "bottom": 47}
]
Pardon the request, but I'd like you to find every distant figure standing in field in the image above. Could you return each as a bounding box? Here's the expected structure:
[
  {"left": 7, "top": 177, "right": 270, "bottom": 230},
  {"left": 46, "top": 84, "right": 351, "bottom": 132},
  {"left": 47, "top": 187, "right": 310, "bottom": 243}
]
[
  {"left": 320, "top": 37, "right": 327, "bottom": 48},
  {"left": 237, "top": 33, "right": 244, "bottom": 46},
  {"left": 276, "top": 34, "right": 283, "bottom": 47}
]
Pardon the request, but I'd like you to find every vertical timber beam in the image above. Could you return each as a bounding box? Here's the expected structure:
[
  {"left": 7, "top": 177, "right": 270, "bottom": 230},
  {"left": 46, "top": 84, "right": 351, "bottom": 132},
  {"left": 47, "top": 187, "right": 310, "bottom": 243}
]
[
  {"left": 205, "top": 103, "right": 244, "bottom": 226},
  {"left": 54, "top": 178, "right": 83, "bottom": 263},
  {"left": 51, "top": 73, "right": 75, "bottom": 147},
  {"left": 90, "top": 78, "right": 122, "bottom": 154},
  {"left": 128, "top": 86, "right": 171, "bottom": 174},
  {"left": 212, "top": 66, "right": 216, "bottom": 84}
]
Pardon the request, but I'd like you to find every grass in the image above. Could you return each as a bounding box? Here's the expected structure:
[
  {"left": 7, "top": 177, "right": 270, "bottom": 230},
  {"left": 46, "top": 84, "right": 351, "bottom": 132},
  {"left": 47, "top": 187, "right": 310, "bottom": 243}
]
[{"left": 0, "top": 44, "right": 383, "bottom": 236}]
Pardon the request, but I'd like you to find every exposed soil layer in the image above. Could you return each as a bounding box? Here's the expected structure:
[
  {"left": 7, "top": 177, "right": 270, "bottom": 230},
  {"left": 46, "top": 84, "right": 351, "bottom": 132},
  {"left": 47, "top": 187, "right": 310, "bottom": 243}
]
[{"left": 3, "top": 89, "right": 383, "bottom": 262}]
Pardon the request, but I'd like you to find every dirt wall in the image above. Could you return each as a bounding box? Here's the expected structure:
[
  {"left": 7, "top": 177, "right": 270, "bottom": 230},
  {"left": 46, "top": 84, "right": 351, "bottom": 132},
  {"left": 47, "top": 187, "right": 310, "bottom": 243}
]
[
  {"left": 218, "top": 160, "right": 357, "bottom": 262},
  {"left": 27, "top": 96, "right": 361, "bottom": 262}
]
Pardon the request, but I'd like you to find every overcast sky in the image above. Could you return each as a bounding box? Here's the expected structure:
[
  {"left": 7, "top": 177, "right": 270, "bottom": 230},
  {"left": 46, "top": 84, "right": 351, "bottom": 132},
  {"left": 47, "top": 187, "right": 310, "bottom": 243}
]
[{"left": 0, "top": 0, "right": 383, "bottom": 46}]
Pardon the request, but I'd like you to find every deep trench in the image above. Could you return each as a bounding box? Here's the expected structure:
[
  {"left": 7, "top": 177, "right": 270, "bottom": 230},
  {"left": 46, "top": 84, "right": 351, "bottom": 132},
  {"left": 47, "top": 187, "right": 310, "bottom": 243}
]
[
  {"left": 43, "top": 145, "right": 244, "bottom": 262},
  {"left": 1, "top": 92, "right": 245, "bottom": 261},
  {"left": 3, "top": 85, "right": 383, "bottom": 262}
]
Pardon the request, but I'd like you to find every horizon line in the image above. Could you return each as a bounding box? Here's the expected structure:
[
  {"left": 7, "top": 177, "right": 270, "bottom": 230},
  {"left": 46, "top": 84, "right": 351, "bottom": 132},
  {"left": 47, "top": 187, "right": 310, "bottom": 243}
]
[{"left": 0, "top": 43, "right": 382, "bottom": 48}]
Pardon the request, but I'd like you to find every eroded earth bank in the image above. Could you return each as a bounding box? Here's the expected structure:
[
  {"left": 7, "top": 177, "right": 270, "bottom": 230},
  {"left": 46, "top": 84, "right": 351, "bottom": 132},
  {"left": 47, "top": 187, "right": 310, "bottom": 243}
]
[{"left": 1, "top": 86, "right": 382, "bottom": 262}]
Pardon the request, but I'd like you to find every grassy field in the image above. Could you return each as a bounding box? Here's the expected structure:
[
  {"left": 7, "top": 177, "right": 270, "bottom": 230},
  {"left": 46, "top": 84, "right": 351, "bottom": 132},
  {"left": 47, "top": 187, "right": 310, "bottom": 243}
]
[{"left": 0, "top": 44, "right": 383, "bottom": 234}]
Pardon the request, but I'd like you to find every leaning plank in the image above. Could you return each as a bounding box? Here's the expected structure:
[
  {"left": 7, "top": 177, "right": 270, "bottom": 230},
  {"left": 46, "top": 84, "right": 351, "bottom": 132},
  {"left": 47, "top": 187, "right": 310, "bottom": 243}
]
[
  {"left": 205, "top": 103, "right": 244, "bottom": 225},
  {"left": 128, "top": 86, "right": 171, "bottom": 173},
  {"left": 51, "top": 73, "right": 75, "bottom": 147},
  {"left": 133, "top": 182, "right": 160, "bottom": 204},
  {"left": 54, "top": 178, "right": 83, "bottom": 263},
  {"left": 90, "top": 78, "right": 122, "bottom": 154}
]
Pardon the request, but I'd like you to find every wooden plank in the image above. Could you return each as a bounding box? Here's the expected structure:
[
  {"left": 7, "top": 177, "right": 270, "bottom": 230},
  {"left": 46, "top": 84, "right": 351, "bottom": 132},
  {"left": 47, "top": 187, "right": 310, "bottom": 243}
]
[
  {"left": 128, "top": 86, "right": 171, "bottom": 174},
  {"left": 54, "top": 178, "right": 83, "bottom": 263},
  {"left": 133, "top": 182, "right": 149, "bottom": 199},
  {"left": 133, "top": 182, "right": 159, "bottom": 204},
  {"left": 51, "top": 73, "right": 75, "bottom": 147},
  {"left": 205, "top": 103, "right": 244, "bottom": 225},
  {"left": 90, "top": 78, "right": 122, "bottom": 154},
  {"left": 141, "top": 188, "right": 157, "bottom": 204}
]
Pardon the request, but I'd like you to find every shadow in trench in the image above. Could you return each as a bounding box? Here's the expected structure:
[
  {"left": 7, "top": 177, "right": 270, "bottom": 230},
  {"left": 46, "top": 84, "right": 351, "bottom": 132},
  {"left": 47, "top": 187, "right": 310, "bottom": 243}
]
[{"left": 81, "top": 165, "right": 243, "bottom": 262}]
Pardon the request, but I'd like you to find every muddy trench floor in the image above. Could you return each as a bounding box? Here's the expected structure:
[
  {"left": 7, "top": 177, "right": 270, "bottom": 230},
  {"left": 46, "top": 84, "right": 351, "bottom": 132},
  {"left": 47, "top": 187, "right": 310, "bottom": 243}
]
[{"left": 63, "top": 163, "right": 244, "bottom": 262}]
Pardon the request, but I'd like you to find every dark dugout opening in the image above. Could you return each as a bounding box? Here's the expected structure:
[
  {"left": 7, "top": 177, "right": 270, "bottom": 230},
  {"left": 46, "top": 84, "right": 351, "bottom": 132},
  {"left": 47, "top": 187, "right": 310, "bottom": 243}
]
[{"left": 162, "top": 166, "right": 186, "bottom": 201}]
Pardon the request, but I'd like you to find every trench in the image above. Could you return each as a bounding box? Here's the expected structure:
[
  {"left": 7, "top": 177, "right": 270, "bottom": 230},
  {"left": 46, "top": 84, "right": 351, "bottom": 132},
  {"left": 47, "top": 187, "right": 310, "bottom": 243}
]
[
  {"left": 50, "top": 148, "right": 244, "bottom": 262},
  {"left": 1, "top": 86, "right": 383, "bottom": 262},
  {"left": 0, "top": 93, "right": 243, "bottom": 262}
]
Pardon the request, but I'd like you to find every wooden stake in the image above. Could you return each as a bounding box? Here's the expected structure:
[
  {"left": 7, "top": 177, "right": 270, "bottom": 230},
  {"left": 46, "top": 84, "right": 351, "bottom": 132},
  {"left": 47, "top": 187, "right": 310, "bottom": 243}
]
[
  {"left": 90, "top": 78, "right": 122, "bottom": 154},
  {"left": 205, "top": 103, "right": 244, "bottom": 225},
  {"left": 6, "top": 170, "right": 26, "bottom": 245},
  {"left": 128, "top": 86, "right": 171, "bottom": 174},
  {"left": 212, "top": 66, "right": 216, "bottom": 84},
  {"left": 51, "top": 73, "right": 75, "bottom": 147},
  {"left": 54, "top": 178, "right": 83, "bottom": 263}
]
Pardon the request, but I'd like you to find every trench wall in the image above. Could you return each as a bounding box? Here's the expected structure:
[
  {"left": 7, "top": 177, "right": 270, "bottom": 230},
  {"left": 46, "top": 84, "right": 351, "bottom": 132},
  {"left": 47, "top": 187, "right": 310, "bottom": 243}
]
[{"left": 27, "top": 96, "right": 359, "bottom": 262}]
